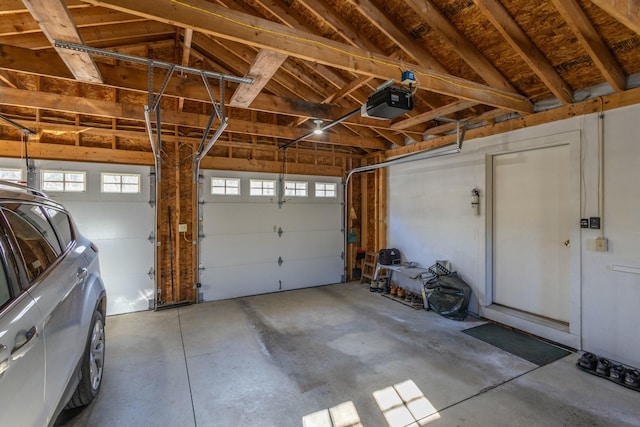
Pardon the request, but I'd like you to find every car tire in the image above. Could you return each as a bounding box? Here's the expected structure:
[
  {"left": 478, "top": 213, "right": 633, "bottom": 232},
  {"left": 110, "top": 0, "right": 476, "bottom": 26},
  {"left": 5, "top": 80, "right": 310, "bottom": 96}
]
[{"left": 66, "top": 310, "right": 105, "bottom": 409}]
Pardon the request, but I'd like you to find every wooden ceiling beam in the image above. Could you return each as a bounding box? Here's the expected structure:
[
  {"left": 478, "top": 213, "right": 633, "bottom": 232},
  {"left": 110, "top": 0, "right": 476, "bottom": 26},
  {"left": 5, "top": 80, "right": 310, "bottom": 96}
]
[
  {"left": 0, "top": 70, "right": 18, "bottom": 88},
  {"left": 344, "top": 0, "right": 447, "bottom": 73},
  {"left": 0, "top": 85, "right": 386, "bottom": 150},
  {"left": 391, "top": 100, "right": 478, "bottom": 131},
  {"left": 229, "top": 49, "right": 289, "bottom": 108},
  {"left": 552, "top": 0, "right": 626, "bottom": 91},
  {"left": 247, "top": 0, "right": 365, "bottom": 100},
  {"left": 0, "top": 9, "right": 146, "bottom": 36},
  {"left": 403, "top": 0, "right": 517, "bottom": 93},
  {"left": 177, "top": 28, "right": 193, "bottom": 112},
  {"left": 0, "top": 44, "right": 423, "bottom": 140},
  {"left": 1, "top": 0, "right": 87, "bottom": 15},
  {"left": 196, "top": 34, "right": 327, "bottom": 102},
  {"left": 297, "top": 0, "right": 380, "bottom": 52},
  {"left": 473, "top": 0, "right": 573, "bottom": 104},
  {"left": 0, "top": 20, "right": 175, "bottom": 49},
  {"left": 21, "top": 0, "right": 103, "bottom": 83},
  {"left": 80, "top": 0, "right": 532, "bottom": 113},
  {"left": 590, "top": 0, "right": 640, "bottom": 34}
]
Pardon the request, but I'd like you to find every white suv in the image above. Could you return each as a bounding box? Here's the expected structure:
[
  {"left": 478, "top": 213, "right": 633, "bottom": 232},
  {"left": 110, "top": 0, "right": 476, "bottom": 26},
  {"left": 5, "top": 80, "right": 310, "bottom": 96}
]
[{"left": 0, "top": 181, "right": 106, "bottom": 426}]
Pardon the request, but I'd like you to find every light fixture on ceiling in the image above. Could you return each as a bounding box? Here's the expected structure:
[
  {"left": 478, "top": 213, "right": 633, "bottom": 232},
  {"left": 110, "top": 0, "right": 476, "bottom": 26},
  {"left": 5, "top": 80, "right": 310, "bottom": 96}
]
[{"left": 313, "top": 119, "right": 323, "bottom": 135}]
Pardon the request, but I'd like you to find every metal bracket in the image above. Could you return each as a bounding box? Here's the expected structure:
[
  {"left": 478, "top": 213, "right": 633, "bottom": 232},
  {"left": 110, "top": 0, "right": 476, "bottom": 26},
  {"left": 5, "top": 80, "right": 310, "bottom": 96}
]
[
  {"left": 148, "top": 232, "right": 155, "bottom": 244},
  {"left": 278, "top": 227, "right": 283, "bottom": 238},
  {"left": 147, "top": 267, "right": 155, "bottom": 280},
  {"left": 278, "top": 256, "right": 283, "bottom": 267},
  {"left": 434, "top": 117, "right": 468, "bottom": 149}
]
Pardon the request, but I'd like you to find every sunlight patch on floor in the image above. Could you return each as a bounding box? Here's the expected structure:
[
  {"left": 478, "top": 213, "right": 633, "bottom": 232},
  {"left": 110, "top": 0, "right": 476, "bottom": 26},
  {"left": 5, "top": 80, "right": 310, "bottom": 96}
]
[
  {"left": 373, "top": 380, "right": 440, "bottom": 426},
  {"left": 302, "top": 401, "right": 363, "bottom": 427}
]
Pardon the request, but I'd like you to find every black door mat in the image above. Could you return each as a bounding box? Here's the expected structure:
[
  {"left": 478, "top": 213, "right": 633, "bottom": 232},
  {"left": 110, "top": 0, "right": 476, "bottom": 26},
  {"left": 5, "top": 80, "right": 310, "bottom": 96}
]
[{"left": 462, "top": 323, "right": 572, "bottom": 366}]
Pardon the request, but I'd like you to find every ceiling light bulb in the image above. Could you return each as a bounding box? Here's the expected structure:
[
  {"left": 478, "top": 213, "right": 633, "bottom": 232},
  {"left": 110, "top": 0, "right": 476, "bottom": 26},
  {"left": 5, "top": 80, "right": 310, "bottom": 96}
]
[{"left": 313, "top": 119, "right": 323, "bottom": 135}]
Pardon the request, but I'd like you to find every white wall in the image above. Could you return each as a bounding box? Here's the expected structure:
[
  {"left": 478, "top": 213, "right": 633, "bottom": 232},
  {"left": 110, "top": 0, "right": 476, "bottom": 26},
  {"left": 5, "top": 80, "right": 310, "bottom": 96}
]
[{"left": 388, "top": 104, "right": 640, "bottom": 367}]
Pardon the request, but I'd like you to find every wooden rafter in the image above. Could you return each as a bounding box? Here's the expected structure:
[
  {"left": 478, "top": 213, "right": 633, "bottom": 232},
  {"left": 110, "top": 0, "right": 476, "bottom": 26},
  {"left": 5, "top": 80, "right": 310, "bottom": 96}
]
[
  {"left": 473, "top": 0, "right": 574, "bottom": 104},
  {"left": 0, "top": 20, "right": 175, "bottom": 50},
  {"left": 344, "top": 0, "right": 448, "bottom": 73},
  {"left": 403, "top": 0, "right": 517, "bottom": 93},
  {"left": 0, "top": 86, "right": 387, "bottom": 150},
  {"left": 391, "top": 100, "right": 478, "bottom": 131},
  {"left": 21, "top": 0, "right": 102, "bottom": 83},
  {"left": 80, "top": 0, "right": 533, "bottom": 113},
  {"left": 229, "top": 50, "right": 289, "bottom": 108},
  {"left": 590, "top": 0, "right": 640, "bottom": 34},
  {"left": 552, "top": 0, "right": 626, "bottom": 92}
]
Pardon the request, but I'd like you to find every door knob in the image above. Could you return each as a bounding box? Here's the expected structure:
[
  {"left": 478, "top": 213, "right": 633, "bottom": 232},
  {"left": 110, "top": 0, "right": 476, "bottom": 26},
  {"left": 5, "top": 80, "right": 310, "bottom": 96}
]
[{"left": 564, "top": 240, "right": 570, "bottom": 247}]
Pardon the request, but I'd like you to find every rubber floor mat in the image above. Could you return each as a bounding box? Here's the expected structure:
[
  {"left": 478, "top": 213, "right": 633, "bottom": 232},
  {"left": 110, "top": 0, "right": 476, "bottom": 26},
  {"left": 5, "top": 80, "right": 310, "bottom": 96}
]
[{"left": 462, "top": 323, "right": 571, "bottom": 366}]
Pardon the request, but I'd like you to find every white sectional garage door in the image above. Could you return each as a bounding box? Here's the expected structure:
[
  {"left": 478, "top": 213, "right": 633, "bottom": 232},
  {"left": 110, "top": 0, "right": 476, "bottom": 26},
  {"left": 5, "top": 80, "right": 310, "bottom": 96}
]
[
  {"left": 0, "top": 159, "right": 154, "bottom": 315},
  {"left": 199, "top": 170, "right": 343, "bottom": 301}
]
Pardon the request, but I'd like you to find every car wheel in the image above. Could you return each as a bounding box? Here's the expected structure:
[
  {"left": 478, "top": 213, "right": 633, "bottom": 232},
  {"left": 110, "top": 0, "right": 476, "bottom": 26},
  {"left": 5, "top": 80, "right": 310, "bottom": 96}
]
[{"left": 66, "top": 310, "right": 105, "bottom": 409}]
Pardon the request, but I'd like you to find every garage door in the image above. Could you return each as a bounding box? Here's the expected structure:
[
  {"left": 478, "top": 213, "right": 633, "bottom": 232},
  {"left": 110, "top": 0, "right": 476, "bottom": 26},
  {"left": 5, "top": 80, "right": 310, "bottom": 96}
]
[
  {"left": 199, "top": 171, "right": 343, "bottom": 301},
  {"left": 0, "top": 159, "right": 155, "bottom": 315}
]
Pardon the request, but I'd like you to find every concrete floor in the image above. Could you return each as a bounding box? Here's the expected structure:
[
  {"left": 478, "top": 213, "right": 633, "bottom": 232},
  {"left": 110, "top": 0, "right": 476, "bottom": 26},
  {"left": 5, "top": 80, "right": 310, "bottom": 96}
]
[{"left": 58, "top": 283, "right": 640, "bottom": 427}]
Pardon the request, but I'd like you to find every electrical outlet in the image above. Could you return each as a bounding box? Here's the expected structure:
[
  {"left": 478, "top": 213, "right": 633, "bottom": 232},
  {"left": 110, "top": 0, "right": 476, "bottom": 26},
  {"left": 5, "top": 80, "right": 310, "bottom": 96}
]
[
  {"left": 178, "top": 223, "right": 188, "bottom": 233},
  {"left": 590, "top": 217, "right": 601, "bottom": 229},
  {"left": 595, "top": 238, "right": 608, "bottom": 252},
  {"left": 580, "top": 218, "right": 589, "bottom": 228}
]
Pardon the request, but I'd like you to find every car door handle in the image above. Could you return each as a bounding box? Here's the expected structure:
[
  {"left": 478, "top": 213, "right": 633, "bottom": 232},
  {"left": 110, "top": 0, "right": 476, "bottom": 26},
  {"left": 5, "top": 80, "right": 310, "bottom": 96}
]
[
  {"left": 76, "top": 267, "right": 88, "bottom": 281},
  {"left": 11, "top": 326, "right": 38, "bottom": 361}
]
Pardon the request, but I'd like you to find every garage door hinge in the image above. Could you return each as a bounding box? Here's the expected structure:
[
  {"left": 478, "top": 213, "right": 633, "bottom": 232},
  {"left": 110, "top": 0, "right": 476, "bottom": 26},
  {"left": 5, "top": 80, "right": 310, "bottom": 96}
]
[
  {"left": 148, "top": 267, "right": 155, "bottom": 280},
  {"left": 278, "top": 256, "right": 283, "bottom": 267}
]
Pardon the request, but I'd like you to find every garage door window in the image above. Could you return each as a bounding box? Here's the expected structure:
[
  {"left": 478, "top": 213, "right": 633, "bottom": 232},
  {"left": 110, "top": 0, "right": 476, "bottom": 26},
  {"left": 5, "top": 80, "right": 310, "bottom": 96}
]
[
  {"left": 42, "top": 170, "right": 86, "bottom": 192},
  {"left": 0, "top": 168, "right": 23, "bottom": 183},
  {"left": 212, "top": 178, "right": 240, "bottom": 195},
  {"left": 101, "top": 173, "right": 141, "bottom": 193},
  {"left": 284, "top": 181, "right": 308, "bottom": 197},
  {"left": 315, "top": 182, "right": 337, "bottom": 198},
  {"left": 250, "top": 179, "right": 276, "bottom": 196}
]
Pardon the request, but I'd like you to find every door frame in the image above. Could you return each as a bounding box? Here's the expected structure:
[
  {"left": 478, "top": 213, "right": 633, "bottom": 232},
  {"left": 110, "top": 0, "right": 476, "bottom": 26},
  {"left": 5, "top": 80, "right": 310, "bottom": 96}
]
[{"left": 481, "top": 130, "right": 582, "bottom": 349}]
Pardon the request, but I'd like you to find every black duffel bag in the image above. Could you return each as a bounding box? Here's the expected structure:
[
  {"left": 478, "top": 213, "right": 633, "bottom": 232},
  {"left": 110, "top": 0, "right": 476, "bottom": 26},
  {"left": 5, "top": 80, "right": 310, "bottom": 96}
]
[
  {"left": 379, "top": 248, "right": 401, "bottom": 265},
  {"left": 424, "top": 272, "right": 471, "bottom": 321}
]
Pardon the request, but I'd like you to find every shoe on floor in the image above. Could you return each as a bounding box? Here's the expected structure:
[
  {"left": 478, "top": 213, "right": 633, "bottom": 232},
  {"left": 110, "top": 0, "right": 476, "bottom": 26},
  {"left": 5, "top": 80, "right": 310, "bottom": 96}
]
[
  {"left": 624, "top": 369, "right": 640, "bottom": 388},
  {"left": 610, "top": 365, "right": 626, "bottom": 383},
  {"left": 578, "top": 352, "right": 597, "bottom": 370},
  {"left": 596, "top": 357, "right": 611, "bottom": 376}
]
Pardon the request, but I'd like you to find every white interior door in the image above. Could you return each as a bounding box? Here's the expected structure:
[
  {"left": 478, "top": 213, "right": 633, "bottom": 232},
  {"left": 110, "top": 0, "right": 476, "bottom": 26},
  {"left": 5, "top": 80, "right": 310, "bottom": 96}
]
[{"left": 492, "top": 144, "right": 571, "bottom": 323}]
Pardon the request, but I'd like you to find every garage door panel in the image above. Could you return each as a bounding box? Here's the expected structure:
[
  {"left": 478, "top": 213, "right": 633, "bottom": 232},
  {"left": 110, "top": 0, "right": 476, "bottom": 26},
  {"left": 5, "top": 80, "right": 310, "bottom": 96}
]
[
  {"left": 275, "top": 204, "right": 341, "bottom": 231},
  {"left": 278, "top": 230, "right": 343, "bottom": 259},
  {"left": 28, "top": 161, "right": 154, "bottom": 315},
  {"left": 93, "top": 238, "right": 153, "bottom": 275},
  {"left": 63, "top": 202, "right": 153, "bottom": 240},
  {"left": 200, "top": 233, "right": 278, "bottom": 266},
  {"left": 201, "top": 263, "right": 281, "bottom": 301},
  {"left": 204, "top": 203, "right": 280, "bottom": 234},
  {"left": 280, "top": 257, "right": 342, "bottom": 289},
  {"left": 107, "top": 273, "right": 154, "bottom": 315},
  {"left": 200, "top": 172, "right": 342, "bottom": 301}
]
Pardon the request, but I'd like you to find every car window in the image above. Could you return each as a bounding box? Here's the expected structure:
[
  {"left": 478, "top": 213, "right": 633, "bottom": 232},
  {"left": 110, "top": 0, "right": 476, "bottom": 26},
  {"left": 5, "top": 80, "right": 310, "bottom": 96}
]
[
  {"left": 0, "top": 257, "right": 10, "bottom": 308},
  {"left": 46, "top": 208, "right": 74, "bottom": 250},
  {"left": 3, "top": 208, "right": 59, "bottom": 282}
]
